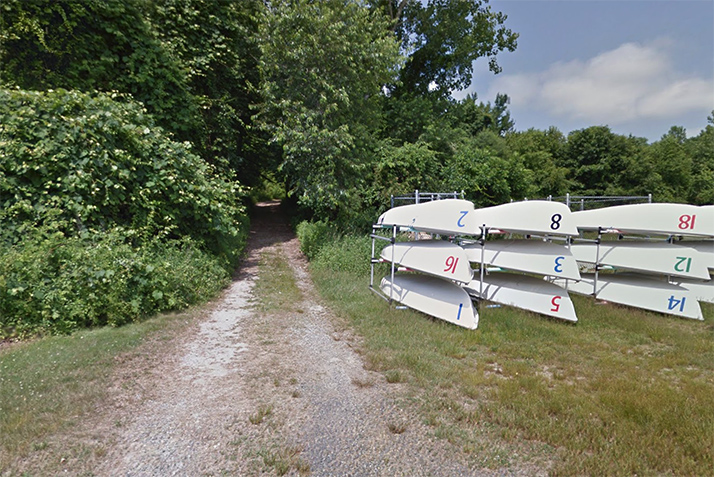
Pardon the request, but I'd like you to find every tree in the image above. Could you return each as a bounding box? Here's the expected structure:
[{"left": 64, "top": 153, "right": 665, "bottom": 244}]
[
  {"left": 506, "top": 128, "right": 571, "bottom": 197},
  {"left": 373, "top": 0, "right": 518, "bottom": 97},
  {"left": 450, "top": 93, "right": 515, "bottom": 137},
  {"left": 439, "top": 137, "right": 533, "bottom": 207},
  {"left": 256, "top": 0, "right": 402, "bottom": 222},
  {"left": 149, "top": 0, "right": 267, "bottom": 182},
  {"left": 0, "top": 0, "right": 199, "bottom": 141},
  {"left": 0, "top": 88, "right": 247, "bottom": 262},
  {"left": 560, "top": 126, "right": 646, "bottom": 195}
]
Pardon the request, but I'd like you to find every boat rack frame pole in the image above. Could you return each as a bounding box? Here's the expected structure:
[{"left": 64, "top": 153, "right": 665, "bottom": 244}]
[
  {"left": 479, "top": 225, "right": 487, "bottom": 304},
  {"left": 593, "top": 227, "right": 603, "bottom": 297},
  {"left": 369, "top": 224, "right": 398, "bottom": 303},
  {"left": 546, "top": 193, "right": 652, "bottom": 210}
]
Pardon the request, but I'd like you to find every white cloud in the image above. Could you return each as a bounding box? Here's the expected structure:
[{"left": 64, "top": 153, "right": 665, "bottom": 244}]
[{"left": 488, "top": 41, "right": 714, "bottom": 125}]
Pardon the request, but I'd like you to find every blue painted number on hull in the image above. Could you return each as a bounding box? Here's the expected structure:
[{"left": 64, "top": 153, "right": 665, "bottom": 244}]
[
  {"left": 554, "top": 256, "right": 565, "bottom": 273},
  {"left": 457, "top": 211, "right": 468, "bottom": 228},
  {"left": 667, "top": 295, "right": 686, "bottom": 313}
]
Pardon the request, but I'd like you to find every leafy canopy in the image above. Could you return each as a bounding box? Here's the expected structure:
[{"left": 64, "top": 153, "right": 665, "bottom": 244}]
[{"left": 256, "top": 0, "right": 402, "bottom": 220}]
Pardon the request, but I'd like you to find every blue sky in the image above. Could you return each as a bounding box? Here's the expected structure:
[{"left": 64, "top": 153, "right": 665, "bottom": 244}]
[{"left": 455, "top": 0, "right": 714, "bottom": 142}]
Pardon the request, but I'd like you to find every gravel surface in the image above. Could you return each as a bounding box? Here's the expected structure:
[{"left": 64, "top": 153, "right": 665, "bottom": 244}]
[{"left": 13, "top": 201, "right": 537, "bottom": 476}]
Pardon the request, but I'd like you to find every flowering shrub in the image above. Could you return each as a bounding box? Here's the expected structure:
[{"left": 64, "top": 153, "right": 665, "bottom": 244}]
[{"left": 0, "top": 88, "right": 249, "bottom": 336}]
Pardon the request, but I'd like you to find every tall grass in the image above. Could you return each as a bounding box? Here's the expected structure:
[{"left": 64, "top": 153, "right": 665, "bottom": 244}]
[{"left": 308, "top": 233, "right": 714, "bottom": 475}]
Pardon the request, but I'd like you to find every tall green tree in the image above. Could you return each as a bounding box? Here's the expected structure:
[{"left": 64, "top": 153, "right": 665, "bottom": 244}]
[
  {"left": 256, "top": 0, "right": 402, "bottom": 222},
  {"left": 506, "top": 127, "right": 571, "bottom": 198},
  {"left": 373, "top": 0, "right": 518, "bottom": 97},
  {"left": 450, "top": 93, "right": 515, "bottom": 137},
  {"left": 560, "top": 126, "right": 647, "bottom": 195},
  {"left": 0, "top": 0, "right": 198, "bottom": 141},
  {"left": 684, "top": 113, "right": 714, "bottom": 204},
  {"left": 149, "top": 0, "right": 267, "bottom": 182}
]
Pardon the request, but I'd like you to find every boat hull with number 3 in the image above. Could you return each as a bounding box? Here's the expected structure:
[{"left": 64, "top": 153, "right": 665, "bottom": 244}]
[{"left": 463, "top": 240, "right": 581, "bottom": 280}]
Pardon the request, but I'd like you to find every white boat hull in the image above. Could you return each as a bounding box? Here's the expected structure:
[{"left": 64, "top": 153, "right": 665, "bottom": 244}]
[
  {"left": 667, "top": 278, "right": 714, "bottom": 304},
  {"left": 572, "top": 203, "right": 714, "bottom": 237},
  {"left": 463, "top": 273, "right": 578, "bottom": 322},
  {"left": 472, "top": 200, "right": 579, "bottom": 237},
  {"left": 678, "top": 240, "right": 714, "bottom": 271},
  {"left": 552, "top": 273, "right": 704, "bottom": 320},
  {"left": 380, "top": 274, "right": 479, "bottom": 329},
  {"left": 463, "top": 239, "right": 581, "bottom": 280},
  {"left": 377, "top": 199, "right": 579, "bottom": 237},
  {"left": 569, "top": 242, "right": 711, "bottom": 280},
  {"left": 380, "top": 241, "right": 473, "bottom": 283},
  {"left": 377, "top": 199, "right": 478, "bottom": 236}
]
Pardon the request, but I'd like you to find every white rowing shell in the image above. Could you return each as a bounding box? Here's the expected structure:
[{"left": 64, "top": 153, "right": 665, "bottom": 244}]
[
  {"left": 666, "top": 278, "right": 714, "bottom": 304},
  {"left": 463, "top": 240, "right": 581, "bottom": 280},
  {"left": 572, "top": 203, "right": 714, "bottom": 237},
  {"left": 569, "top": 242, "right": 711, "bottom": 280},
  {"left": 472, "top": 200, "right": 579, "bottom": 237},
  {"left": 552, "top": 273, "right": 703, "bottom": 320},
  {"left": 380, "top": 274, "right": 478, "bottom": 329},
  {"left": 377, "top": 199, "right": 579, "bottom": 237},
  {"left": 678, "top": 240, "right": 714, "bottom": 270},
  {"left": 380, "top": 241, "right": 473, "bottom": 283},
  {"left": 377, "top": 199, "right": 478, "bottom": 236},
  {"left": 463, "top": 273, "right": 578, "bottom": 322}
]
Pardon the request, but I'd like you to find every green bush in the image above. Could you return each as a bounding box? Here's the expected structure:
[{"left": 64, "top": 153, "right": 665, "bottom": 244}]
[
  {"left": 0, "top": 229, "right": 230, "bottom": 338},
  {"left": 312, "top": 235, "right": 374, "bottom": 275},
  {"left": 295, "top": 220, "right": 335, "bottom": 261},
  {"left": 0, "top": 88, "right": 248, "bottom": 266}
]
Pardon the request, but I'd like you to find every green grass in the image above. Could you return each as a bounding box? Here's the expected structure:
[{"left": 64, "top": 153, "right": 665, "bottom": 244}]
[
  {"left": 0, "top": 310, "right": 193, "bottom": 472},
  {"left": 310, "top": 258, "right": 714, "bottom": 475},
  {"left": 252, "top": 249, "right": 303, "bottom": 313}
]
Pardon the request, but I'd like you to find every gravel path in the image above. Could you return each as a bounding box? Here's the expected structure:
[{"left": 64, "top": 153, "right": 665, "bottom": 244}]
[{"left": 30, "top": 201, "right": 489, "bottom": 476}]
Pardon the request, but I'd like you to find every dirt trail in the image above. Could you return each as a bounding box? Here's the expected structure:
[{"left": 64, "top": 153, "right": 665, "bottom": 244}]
[{"left": 36, "top": 201, "right": 482, "bottom": 476}]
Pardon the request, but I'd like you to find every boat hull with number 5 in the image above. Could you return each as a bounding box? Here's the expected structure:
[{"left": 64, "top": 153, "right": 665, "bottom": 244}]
[{"left": 463, "top": 273, "right": 578, "bottom": 322}]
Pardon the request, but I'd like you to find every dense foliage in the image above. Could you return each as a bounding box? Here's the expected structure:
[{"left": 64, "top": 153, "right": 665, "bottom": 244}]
[
  {"left": 257, "top": 0, "right": 402, "bottom": 222},
  {"left": 0, "top": 230, "right": 230, "bottom": 336},
  {"left": 0, "top": 0, "right": 711, "bottom": 335},
  {"left": 0, "top": 88, "right": 247, "bottom": 261},
  {"left": 0, "top": 88, "right": 247, "bottom": 337}
]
